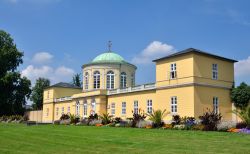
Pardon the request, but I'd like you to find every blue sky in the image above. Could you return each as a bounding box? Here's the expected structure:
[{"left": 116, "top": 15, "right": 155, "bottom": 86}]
[{"left": 0, "top": 0, "right": 250, "bottom": 86}]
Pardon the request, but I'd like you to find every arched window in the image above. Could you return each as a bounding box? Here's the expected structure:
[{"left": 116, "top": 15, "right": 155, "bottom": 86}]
[
  {"left": 93, "top": 71, "right": 100, "bottom": 89},
  {"left": 106, "top": 71, "right": 114, "bottom": 89},
  {"left": 83, "top": 99, "right": 87, "bottom": 117},
  {"left": 120, "top": 72, "right": 127, "bottom": 88},
  {"left": 84, "top": 72, "right": 89, "bottom": 90},
  {"left": 76, "top": 101, "right": 80, "bottom": 116}
]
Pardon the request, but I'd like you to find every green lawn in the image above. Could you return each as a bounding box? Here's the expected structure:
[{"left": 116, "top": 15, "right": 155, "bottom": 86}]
[{"left": 0, "top": 124, "right": 249, "bottom": 154}]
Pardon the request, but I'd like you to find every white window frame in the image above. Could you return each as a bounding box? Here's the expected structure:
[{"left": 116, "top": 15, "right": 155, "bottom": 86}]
[
  {"left": 213, "top": 97, "right": 219, "bottom": 114},
  {"left": 120, "top": 72, "right": 127, "bottom": 89},
  {"left": 85, "top": 72, "right": 89, "bottom": 90},
  {"left": 122, "top": 102, "right": 126, "bottom": 115},
  {"left": 134, "top": 101, "right": 138, "bottom": 114},
  {"left": 61, "top": 107, "right": 64, "bottom": 115},
  {"left": 67, "top": 106, "right": 70, "bottom": 114},
  {"left": 170, "top": 63, "right": 177, "bottom": 79},
  {"left": 76, "top": 101, "right": 80, "bottom": 116},
  {"left": 83, "top": 102, "right": 87, "bottom": 117},
  {"left": 212, "top": 64, "right": 218, "bottom": 80},
  {"left": 107, "top": 71, "right": 115, "bottom": 90},
  {"left": 147, "top": 100, "right": 152, "bottom": 114},
  {"left": 111, "top": 103, "right": 115, "bottom": 115},
  {"left": 171, "top": 96, "right": 177, "bottom": 114},
  {"left": 93, "top": 71, "right": 100, "bottom": 89},
  {"left": 91, "top": 101, "right": 96, "bottom": 115}
]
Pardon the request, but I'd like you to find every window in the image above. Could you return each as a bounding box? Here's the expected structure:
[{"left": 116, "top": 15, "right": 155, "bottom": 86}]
[
  {"left": 213, "top": 97, "right": 219, "bottom": 114},
  {"left": 212, "top": 64, "right": 218, "bottom": 80},
  {"left": 56, "top": 107, "right": 59, "bottom": 116},
  {"left": 171, "top": 96, "right": 177, "bottom": 113},
  {"left": 93, "top": 71, "right": 100, "bottom": 89},
  {"left": 147, "top": 100, "right": 152, "bottom": 114},
  {"left": 122, "top": 102, "right": 126, "bottom": 115},
  {"left": 131, "top": 73, "right": 135, "bottom": 87},
  {"left": 107, "top": 71, "right": 115, "bottom": 89},
  {"left": 120, "top": 72, "right": 127, "bottom": 88},
  {"left": 85, "top": 72, "right": 89, "bottom": 90},
  {"left": 91, "top": 100, "right": 96, "bottom": 115},
  {"left": 170, "top": 63, "right": 177, "bottom": 79},
  {"left": 67, "top": 106, "right": 70, "bottom": 114},
  {"left": 76, "top": 101, "right": 80, "bottom": 116},
  {"left": 61, "top": 107, "right": 64, "bottom": 115},
  {"left": 111, "top": 103, "right": 115, "bottom": 115},
  {"left": 134, "top": 101, "right": 138, "bottom": 114},
  {"left": 46, "top": 108, "right": 49, "bottom": 117},
  {"left": 83, "top": 102, "right": 87, "bottom": 117}
]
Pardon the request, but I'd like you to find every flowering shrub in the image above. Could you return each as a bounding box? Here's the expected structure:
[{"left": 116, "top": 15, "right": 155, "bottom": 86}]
[
  {"left": 199, "top": 109, "right": 222, "bottom": 131},
  {"left": 238, "top": 128, "right": 250, "bottom": 134}
]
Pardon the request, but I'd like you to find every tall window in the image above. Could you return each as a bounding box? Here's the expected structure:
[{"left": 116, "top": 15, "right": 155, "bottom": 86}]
[
  {"left": 56, "top": 107, "right": 59, "bottom": 116},
  {"left": 213, "top": 97, "right": 219, "bottom": 114},
  {"left": 131, "top": 73, "right": 135, "bottom": 87},
  {"left": 212, "top": 64, "right": 218, "bottom": 80},
  {"left": 61, "top": 107, "right": 64, "bottom": 115},
  {"left": 171, "top": 96, "right": 177, "bottom": 113},
  {"left": 111, "top": 103, "right": 115, "bottom": 115},
  {"left": 76, "top": 101, "right": 80, "bottom": 116},
  {"left": 67, "top": 106, "right": 70, "bottom": 114},
  {"left": 170, "top": 63, "right": 177, "bottom": 79},
  {"left": 85, "top": 72, "right": 89, "bottom": 90},
  {"left": 47, "top": 91, "right": 50, "bottom": 99},
  {"left": 91, "top": 100, "right": 96, "bottom": 115},
  {"left": 134, "top": 101, "right": 138, "bottom": 114},
  {"left": 107, "top": 71, "right": 115, "bottom": 89},
  {"left": 93, "top": 71, "right": 100, "bottom": 89},
  {"left": 147, "top": 100, "right": 152, "bottom": 114},
  {"left": 122, "top": 102, "right": 126, "bottom": 115},
  {"left": 83, "top": 101, "right": 87, "bottom": 117},
  {"left": 120, "top": 72, "right": 127, "bottom": 88}
]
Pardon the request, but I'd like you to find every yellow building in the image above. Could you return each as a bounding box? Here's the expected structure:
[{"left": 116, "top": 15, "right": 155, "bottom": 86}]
[{"left": 42, "top": 48, "right": 237, "bottom": 123}]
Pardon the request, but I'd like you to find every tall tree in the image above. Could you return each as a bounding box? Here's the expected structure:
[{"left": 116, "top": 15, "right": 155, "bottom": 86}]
[
  {"left": 231, "top": 82, "right": 250, "bottom": 109},
  {"left": 72, "top": 73, "right": 82, "bottom": 87},
  {"left": 30, "top": 78, "right": 50, "bottom": 110},
  {"left": 0, "top": 30, "right": 31, "bottom": 116}
]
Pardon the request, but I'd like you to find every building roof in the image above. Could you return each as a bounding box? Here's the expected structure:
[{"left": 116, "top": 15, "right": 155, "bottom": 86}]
[
  {"left": 153, "top": 48, "right": 238, "bottom": 63},
  {"left": 45, "top": 82, "right": 81, "bottom": 89},
  {"left": 82, "top": 51, "right": 137, "bottom": 69}
]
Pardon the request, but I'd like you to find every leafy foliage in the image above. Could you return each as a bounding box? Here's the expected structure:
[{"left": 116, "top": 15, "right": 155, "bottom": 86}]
[
  {"left": 88, "top": 113, "right": 98, "bottom": 120},
  {"left": 231, "top": 82, "right": 250, "bottom": 109},
  {"left": 233, "top": 106, "right": 250, "bottom": 128},
  {"left": 130, "top": 109, "right": 147, "bottom": 127},
  {"left": 69, "top": 114, "right": 80, "bottom": 124},
  {"left": 148, "top": 109, "right": 169, "bottom": 128},
  {"left": 72, "top": 73, "right": 82, "bottom": 87},
  {"left": 0, "top": 30, "right": 31, "bottom": 116},
  {"left": 60, "top": 114, "right": 70, "bottom": 120},
  {"left": 30, "top": 78, "right": 50, "bottom": 110},
  {"left": 172, "top": 115, "right": 181, "bottom": 125},
  {"left": 99, "top": 113, "right": 112, "bottom": 124},
  {"left": 199, "top": 109, "right": 222, "bottom": 131}
]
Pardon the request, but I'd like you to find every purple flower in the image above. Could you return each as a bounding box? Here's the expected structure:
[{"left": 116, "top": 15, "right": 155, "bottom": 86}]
[{"left": 238, "top": 128, "right": 250, "bottom": 134}]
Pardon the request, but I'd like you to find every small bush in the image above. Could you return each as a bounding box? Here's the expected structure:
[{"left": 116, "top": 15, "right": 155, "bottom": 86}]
[
  {"left": 88, "top": 114, "right": 98, "bottom": 121},
  {"left": 236, "top": 122, "right": 248, "bottom": 129},
  {"left": 148, "top": 109, "right": 169, "bottom": 128},
  {"left": 99, "top": 113, "right": 112, "bottom": 125},
  {"left": 69, "top": 114, "right": 80, "bottom": 124},
  {"left": 130, "top": 109, "right": 147, "bottom": 127},
  {"left": 172, "top": 115, "right": 181, "bottom": 125},
  {"left": 113, "top": 117, "right": 121, "bottom": 124},
  {"left": 60, "top": 114, "right": 70, "bottom": 120},
  {"left": 199, "top": 109, "right": 222, "bottom": 131}
]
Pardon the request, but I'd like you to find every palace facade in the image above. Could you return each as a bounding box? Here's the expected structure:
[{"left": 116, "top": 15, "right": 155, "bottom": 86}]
[{"left": 42, "top": 48, "right": 237, "bottom": 123}]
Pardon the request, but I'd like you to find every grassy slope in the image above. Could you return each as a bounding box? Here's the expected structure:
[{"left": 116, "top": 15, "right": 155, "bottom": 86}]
[{"left": 0, "top": 124, "right": 249, "bottom": 154}]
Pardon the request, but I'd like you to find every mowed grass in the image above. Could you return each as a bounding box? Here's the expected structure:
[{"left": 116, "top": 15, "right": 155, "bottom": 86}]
[{"left": 0, "top": 124, "right": 250, "bottom": 154}]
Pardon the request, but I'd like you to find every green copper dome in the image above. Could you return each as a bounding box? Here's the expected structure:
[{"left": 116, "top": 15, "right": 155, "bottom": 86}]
[{"left": 92, "top": 52, "right": 125, "bottom": 63}]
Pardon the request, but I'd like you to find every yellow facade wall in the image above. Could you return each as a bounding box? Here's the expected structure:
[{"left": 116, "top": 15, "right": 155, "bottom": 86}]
[{"left": 194, "top": 86, "right": 232, "bottom": 120}]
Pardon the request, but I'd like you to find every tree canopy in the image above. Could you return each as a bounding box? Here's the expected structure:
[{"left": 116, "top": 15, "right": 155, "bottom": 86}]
[
  {"left": 30, "top": 78, "right": 50, "bottom": 110},
  {"left": 231, "top": 82, "right": 250, "bottom": 109},
  {"left": 72, "top": 73, "right": 82, "bottom": 87},
  {"left": 0, "top": 30, "right": 31, "bottom": 116}
]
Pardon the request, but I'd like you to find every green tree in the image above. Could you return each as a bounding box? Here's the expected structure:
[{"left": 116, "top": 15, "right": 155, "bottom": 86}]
[
  {"left": 0, "top": 30, "right": 31, "bottom": 116},
  {"left": 72, "top": 73, "right": 82, "bottom": 87},
  {"left": 231, "top": 82, "right": 250, "bottom": 109},
  {"left": 30, "top": 78, "right": 50, "bottom": 110}
]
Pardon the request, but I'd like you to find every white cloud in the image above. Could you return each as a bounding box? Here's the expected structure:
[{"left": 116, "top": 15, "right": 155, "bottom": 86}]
[
  {"left": 235, "top": 56, "right": 250, "bottom": 77},
  {"left": 21, "top": 65, "right": 75, "bottom": 85},
  {"left": 32, "top": 52, "right": 53, "bottom": 64},
  {"left": 132, "top": 41, "right": 176, "bottom": 64}
]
